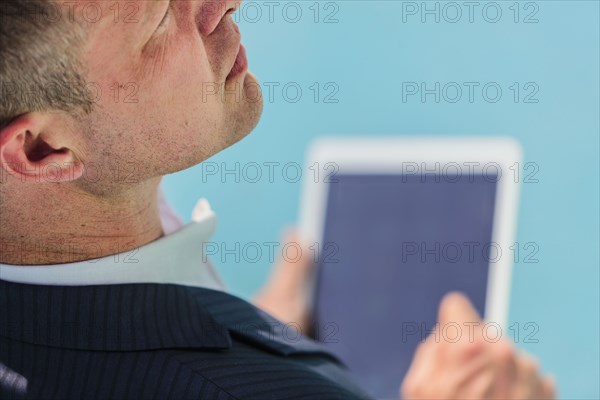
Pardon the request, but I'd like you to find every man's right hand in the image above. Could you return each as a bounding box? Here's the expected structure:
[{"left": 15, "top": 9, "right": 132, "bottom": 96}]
[{"left": 400, "top": 292, "right": 556, "bottom": 400}]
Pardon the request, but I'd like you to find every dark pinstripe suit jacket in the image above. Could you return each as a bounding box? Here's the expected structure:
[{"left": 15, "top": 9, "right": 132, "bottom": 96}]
[{"left": 0, "top": 279, "right": 372, "bottom": 399}]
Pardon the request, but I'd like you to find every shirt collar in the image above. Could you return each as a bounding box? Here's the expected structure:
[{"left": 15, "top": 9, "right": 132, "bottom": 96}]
[{"left": 0, "top": 197, "right": 225, "bottom": 291}]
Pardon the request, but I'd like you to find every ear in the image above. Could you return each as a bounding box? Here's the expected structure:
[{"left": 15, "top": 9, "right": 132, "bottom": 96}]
[{"left": 0, "top": 113, "right": 84, "bottom": 183}]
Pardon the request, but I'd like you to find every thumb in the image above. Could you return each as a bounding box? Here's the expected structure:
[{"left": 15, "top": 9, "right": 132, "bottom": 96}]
[
  {"left": 268, "top": 227, "right": 314, "bottom": 290},
  {"left": 437, "top": 291, "right": 481, "bottom": 327}
]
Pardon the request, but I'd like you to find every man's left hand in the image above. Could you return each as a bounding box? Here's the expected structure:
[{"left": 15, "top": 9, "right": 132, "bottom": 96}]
[{"left": 252, "top": 228, "right": 314, "bottom": 332}]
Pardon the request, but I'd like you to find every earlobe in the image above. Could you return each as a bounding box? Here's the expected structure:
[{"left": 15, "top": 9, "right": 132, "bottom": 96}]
[{"left": 0, "top": 114, "right": 84, "bottom": 183}]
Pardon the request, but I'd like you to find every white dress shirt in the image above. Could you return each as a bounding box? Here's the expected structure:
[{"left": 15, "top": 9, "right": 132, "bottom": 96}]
[{"left": 0, "top": 188, "right": 226, "bottom": 291}]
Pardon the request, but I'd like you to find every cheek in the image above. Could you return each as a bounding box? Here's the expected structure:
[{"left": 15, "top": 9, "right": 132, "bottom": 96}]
[
  {"left": 146, "top": 28, "right": 213, "bottom": 81},
  {"left": 141, "top": 37, "right": 224, "bottom": 117},
  {"left": 84, "top": 29, "right": 233, "bottom": 173}
]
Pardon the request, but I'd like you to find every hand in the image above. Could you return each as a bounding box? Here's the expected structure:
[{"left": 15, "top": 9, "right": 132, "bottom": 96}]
[
  {"left": 252, "top": 228, "right": 314, "bottom": 332},
  {"left": 401, "top": 292, "right": 556, "bottom": 400}
]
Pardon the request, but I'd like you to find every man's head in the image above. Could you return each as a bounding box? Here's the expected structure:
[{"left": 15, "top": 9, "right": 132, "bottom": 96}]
[{"left": 0, "top": 0, "right": 263, "bottom": 194}]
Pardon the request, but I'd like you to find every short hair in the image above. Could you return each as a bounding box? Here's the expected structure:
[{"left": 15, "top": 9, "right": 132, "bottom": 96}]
[{"left": 0, "top": 0, "right": 94, "bottom": 129}]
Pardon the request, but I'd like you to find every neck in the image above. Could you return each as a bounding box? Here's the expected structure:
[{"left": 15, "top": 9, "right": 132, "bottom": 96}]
[{"left": 0, "top": 178, "right": 164, "bottom": 265}]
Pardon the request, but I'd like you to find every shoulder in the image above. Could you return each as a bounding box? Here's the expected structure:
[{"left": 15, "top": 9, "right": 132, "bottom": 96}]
[{"left": 165, "top": 340, "right": 372, "bottom": 400}]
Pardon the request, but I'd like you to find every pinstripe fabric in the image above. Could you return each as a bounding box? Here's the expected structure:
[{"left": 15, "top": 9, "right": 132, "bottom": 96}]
[{"left": 0, "top": 280, "right": 372, "bottom": 399}]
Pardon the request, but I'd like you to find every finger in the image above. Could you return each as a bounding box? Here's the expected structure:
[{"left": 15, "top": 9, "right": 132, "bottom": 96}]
[
  {"left": 401, "top": 339, "right": 440, "bottom": 400},
  {"left": 488, "top": 340, "right": 518, "bottom": 399},
  {"left": 281, "top": 228, "right": 313, "bottom": 267},
  {"left": 432, "top": 293, "right": 485, "bottom": 369},
  {"left": 410, "top": 335, "right": 438, "bottom": 371},
  {"left": 438, "top": 292, "right": 482, "bottom": 328},
  {"left": 453, "top": 348, "right": 495, "bottom": 390},
  {"left": 540, "top": 376, "right": 556, "bottom": 400},
  {"left": 454, "top": 340, "right": 518, "bottom": 400},
  {"left": 513, "top": 353, "right": 540, "bottom": 399},
  {"left": 266, "top": 227, "right": 314, "bottom": 291},
  {"left": 458, "top": 367, "right": 496, "bottom": 400}
]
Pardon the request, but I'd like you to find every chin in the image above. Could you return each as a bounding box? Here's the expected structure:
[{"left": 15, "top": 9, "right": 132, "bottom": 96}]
[
  {"left": 166, "top": 72, "right": 264, "bottom": 174},
  {"left": 230, "top": 71, "right": 264, "bottom": 142},
  {"left": 224, "top": 101, "right": 263, "bottom": 150}
]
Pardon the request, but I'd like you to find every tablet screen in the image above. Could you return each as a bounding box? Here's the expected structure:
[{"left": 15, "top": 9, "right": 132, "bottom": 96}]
[{"left": 312, "top": 173, "right": 498, "bottom": 399}]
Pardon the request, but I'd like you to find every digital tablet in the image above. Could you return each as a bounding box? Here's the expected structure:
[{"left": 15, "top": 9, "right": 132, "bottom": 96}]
[{"left": 298, "top": 137, "right": 522, "bottom": 399}]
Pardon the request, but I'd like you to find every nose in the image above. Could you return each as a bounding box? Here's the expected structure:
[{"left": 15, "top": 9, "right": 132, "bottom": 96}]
[{"left": 197, "top": 0, "right": 242, "bottom": 36}]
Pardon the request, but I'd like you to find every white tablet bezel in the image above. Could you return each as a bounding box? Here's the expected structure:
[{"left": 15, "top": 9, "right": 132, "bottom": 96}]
[{"left": 298, "top": 136, "right": 522, "bottom": 329}]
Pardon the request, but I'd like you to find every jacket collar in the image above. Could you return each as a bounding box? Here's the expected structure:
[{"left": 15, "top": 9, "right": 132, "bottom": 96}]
[
  {"left": 0, "top": 280, "right": 343, "bottom": 365},
  {"left": 0, "top": 280, "right": 231, "bottom": 351}
]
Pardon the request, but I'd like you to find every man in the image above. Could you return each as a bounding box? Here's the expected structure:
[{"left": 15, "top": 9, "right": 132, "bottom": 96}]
[{"left": 0, "top": 1, "right": 555, "bottom": 399}]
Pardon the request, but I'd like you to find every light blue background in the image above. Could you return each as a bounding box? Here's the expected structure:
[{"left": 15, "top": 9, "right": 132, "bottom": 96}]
[{"left": 164, "top": 1, "right": 600, "bottom": 398}]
